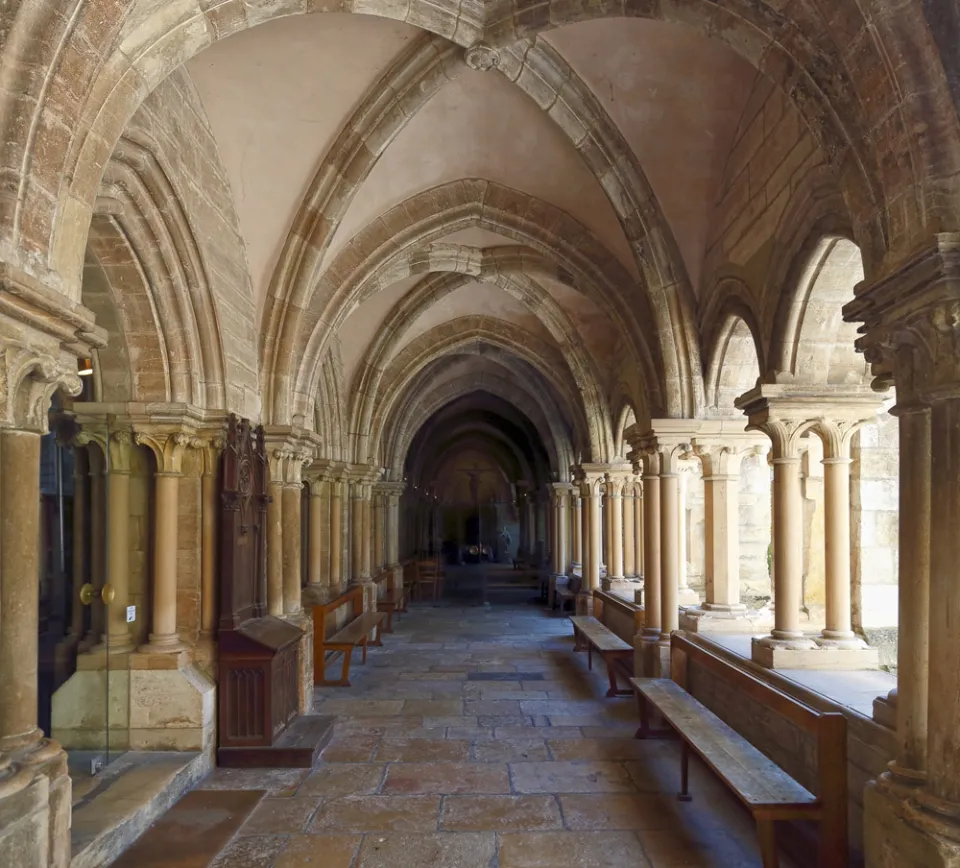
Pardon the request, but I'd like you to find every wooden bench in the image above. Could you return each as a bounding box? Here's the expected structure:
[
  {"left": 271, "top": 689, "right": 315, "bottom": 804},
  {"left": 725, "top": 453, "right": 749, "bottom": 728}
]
[
  {"left": 569, "top": 615, "right": 634, "bottom": 697},
  {"left": 631, "top": 634, "right": 847, "bottom": 868},
  {"left": 373, "top": 568, "right": 406, "bottom": 633},
  {"left": 311, "top": 586, "right": 386, "bottom": 687}
]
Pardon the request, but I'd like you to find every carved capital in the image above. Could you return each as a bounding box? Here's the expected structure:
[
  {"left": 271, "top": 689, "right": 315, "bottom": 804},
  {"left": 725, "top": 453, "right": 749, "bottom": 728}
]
[
  {"left": 135, "top": 429, "right": 199, "bottom": 474},
  {"left": 0, "top": 346, "right": 82, "bottom": 432}
]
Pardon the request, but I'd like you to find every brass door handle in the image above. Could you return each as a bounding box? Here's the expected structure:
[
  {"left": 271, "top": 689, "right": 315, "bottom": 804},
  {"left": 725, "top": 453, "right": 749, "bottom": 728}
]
[{"left": 79, "top": 583, "right": 115, "bottom": 605}]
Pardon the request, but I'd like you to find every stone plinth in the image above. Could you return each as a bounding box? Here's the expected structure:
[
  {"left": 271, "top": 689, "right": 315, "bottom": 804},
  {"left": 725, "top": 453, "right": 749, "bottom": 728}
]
[
  {"left": 680, "top": 605, "right": 772, "bottom": 634},
  {"left": 863, "top": 780, "right": 960, "bottom": 868},
  {"left": 752, "top": 638, "right": 880, "bottom": 670},
  {"left": 0, "top": 740, "right": 70, "bottom": 868},
  {"left": 52, "top": 652, "right": 215, "bottom": 756}
]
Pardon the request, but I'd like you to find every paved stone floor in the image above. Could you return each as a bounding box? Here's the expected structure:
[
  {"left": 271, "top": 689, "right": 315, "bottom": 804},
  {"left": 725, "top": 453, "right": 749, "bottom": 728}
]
[{"left": 193, "top": 599, "right": 798, "bottom": 867}]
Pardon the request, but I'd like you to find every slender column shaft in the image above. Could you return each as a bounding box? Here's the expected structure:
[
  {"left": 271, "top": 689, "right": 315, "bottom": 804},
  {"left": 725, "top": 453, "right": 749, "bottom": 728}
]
[
  {"left": 386, "top": 496, "right": 399, "bottom": 565},
  {"left": 267, "top": 479, "right": 284, "bottom": 616},
  {"left": 307, "top": 481, "right": 327, "bottom": 588},
  {"left": 200, "top": 468, "right": 217, "bottom": 637},
  {"left": 704, "top": 473, "right": 741, "bottom": 608},
  {"left": 924, "top": 396, "right": 960, "bottom": 804},
  {"left": 771, "top": 457, "right": 804, "bottom": 639},
  {"left": 351, "top": 484, "right": 363, "bottom": 581},
  {"left": 282, "top": 483, "right": 302, "bottom": 615},
  {"left": 557, "top": 493, "right": 569, "bottom": 575},
  {"left": 586, "top": 490, "right": 602, "bottom": 591},
  {"left": 86, "top": 450, "right": 106, "bottom": 645},
  {"left": 361, "top": 487, "right": 372, "bottom": 579},
  {"left": 143, "top": 472, "right": 184, "bottom": 649},
  {"left": 660, "top": 470, "right": 680, "bottom": 637},
  {"left": 677, "top": 470, "right": 690, "bottom": 594},
  {"left": 373, "top": 494, "right": 384, "bottom": 573},
  {"left": 623, "top": 493, "right": 635, "bottom": 577},
  {"left": 105, "top": 457, "right": 133, "bottom": 651},
  {"left": 609, "top": 491, "right": 624, "bottom": 580},
  {"left": 572, "top": 495, "right": 583, "bottom": 566},
  {"left": 0, "top": 429, "right": 42, "bottom": 747},
  {"left": 643, "top": 463, "right": 661, "bottom": 635},
  {"left": 330, "top": 482, "right": 343, "bottom": 592},
  {"left": 635, "top": 487, "right": 644, "bottom": 578},
  {"left": 69, "top": 448, "right": 88, "bottom": 638},
  {"left": 822, "top": 458, "right": 854, "bottom": 638},
  {"left": 891, "top": 404, "right": 930, "bottom": 779}
]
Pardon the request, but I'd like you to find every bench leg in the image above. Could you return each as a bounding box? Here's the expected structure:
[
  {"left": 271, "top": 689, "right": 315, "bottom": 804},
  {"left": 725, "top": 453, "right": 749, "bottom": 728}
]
[
  {"left": 361, "top": 638, "right": 368, "bottom": 665},
  {"left": 373, "top": 621, "right": 384, "bottom": 647},
  {"left": 603, "top": 654, "right": 619, "bottom": 698},
  {"left": 587, "top": 645, "right": 593, "bottom": 670},
  {"left": 756, "top": 819, "right": 779, "bottom": 868},
  {"left": 340, "top": 648, "right": 353, "bottom": 687},
  {"left": 384, "top": 608, "right": 393, "bottom": 633},
  {"left": 678, "top": 740, "right": 693, "bottom": 802}
]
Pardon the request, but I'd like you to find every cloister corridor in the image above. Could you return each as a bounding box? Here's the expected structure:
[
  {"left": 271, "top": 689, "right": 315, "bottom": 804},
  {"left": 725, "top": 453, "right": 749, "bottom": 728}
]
[
  {"left": 112, "top": 599, "right": 800, "bottom": 868},
  {"left": 3, "top": 2, "right": 960, "bottom": 867}
]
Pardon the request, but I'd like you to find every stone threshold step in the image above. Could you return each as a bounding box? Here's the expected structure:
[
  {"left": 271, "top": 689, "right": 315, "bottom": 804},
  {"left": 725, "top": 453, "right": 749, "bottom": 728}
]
[{"left": 69, "top": 750, "right": 208, "bottom": 868}]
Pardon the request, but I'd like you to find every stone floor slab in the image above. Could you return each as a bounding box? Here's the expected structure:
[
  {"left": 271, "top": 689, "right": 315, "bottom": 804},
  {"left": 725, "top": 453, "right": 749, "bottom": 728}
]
[
  {"left": 441, "top": 795, "right": 563, "bottom": 831},
  {"left": 382, "top": 762, "right": 510, "bottom": 795},
  {"left": 510, "top": 761, "right": 638, "bottom": 794},
  {"left": 498, "top": 831, "right": 653, "bottom": 868},
  {"left": 309, "top": 795, "right": 441, "bottom": 832},
  {"left": 275, "top": 834, "right": 362, "bottom": 868},
  {"left": 355, "top": 832, "right": 497, "bottom": 868},
  {"left": 374, "top": 738, "right": 471, "bottom": 762},
  {"left": 559, "top": 793, "right": 676, "bottom": 830}
]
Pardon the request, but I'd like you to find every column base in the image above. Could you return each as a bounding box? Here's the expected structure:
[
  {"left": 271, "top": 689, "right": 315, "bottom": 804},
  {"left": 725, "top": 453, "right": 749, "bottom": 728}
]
[
  {"left": 567, "top": 561, "right": 582, "bottom": 578},
  {"left": 138, "top": 633, "right": 188, "bottom": 654},
  {"left": 751, "top": 634, "right": 879, "bottom": 669},
  {"left": 636, "top": 633, "right": 668, "bottom": 677},
  {"left": 0, "top": 738, "right": 70, "bottom": 868},
  {"left": 680, "top": 605, "right": 773, "bottom": 634},
  {"left": 872, "top": 688, "right": 897, "bottom": 730},
  {"left": 52, "top": 650, "right": 215, "bottom": 755},
  {"left": 301, "top": 584, "right": 335, "bottom": 607},
  {"left": 863, "top": 775, "right": 960, "bottom": 868}
]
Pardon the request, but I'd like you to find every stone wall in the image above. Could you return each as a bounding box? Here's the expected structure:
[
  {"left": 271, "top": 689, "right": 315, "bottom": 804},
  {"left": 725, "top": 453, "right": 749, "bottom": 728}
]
[
  {"left": 704, "top": 76, "right": 827, "bottom": 309},
  {"left": 121, "top": 69, "right": 260, "bottom": 420}
]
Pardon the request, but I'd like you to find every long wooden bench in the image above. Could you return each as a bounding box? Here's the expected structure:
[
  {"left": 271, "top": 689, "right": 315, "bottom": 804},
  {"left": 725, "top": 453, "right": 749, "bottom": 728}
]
[
  {"left": 312, "top": 586, "right": 386, "bottom": 687},
  {"left": 569, "top": 615, "right": 634, "bottom": 697},
  {"left": 631, "top": 633, "right": 847, "bottom": 868},
  {"left": 373, "top": 568, "right": 406, "bottom": 633}
]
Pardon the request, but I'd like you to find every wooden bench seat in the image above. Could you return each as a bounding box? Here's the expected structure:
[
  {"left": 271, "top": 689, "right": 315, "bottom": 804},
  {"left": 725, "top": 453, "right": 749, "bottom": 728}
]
[
  {"left": 312, "top": 587, "right": 386, "bottom": 687},
  {"left": 569, "top": 615, "right": 633, "bottom": 697},
  {"left": 631, "top": 634, "right": 847, "bottom": 868}
]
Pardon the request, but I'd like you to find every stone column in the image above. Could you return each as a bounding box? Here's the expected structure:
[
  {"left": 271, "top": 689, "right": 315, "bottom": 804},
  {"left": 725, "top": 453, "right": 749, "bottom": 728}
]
[
  {"left": 68, "top": 447, "right": 88, "bottom": 641},
  {"left": 571, "top": 492, "right": 583, "bottom": 572},
  {"left": 676, "top": 463, "right": 699, "bottom": 605},
  {"left": 634, "top": 482, "right": 643, "bottom": 579},
  {"left": 373, "top": 489, "right": 385, "bottom": 574},
  {"left": 681, "top": 440, "right": 769, "bottom": 633},
  {"left": 361, "top": 483, "right": 373, "bottom": 581},
  {"left": 305, "top": 474, "right": 330, "bottom": 601},
  {"left": 103, "top": 429, "right": 135, "bottom": 652},
  {"left": 623, "top": 488, "right": 636, "bottom": 578},
  {"left": 887, "top": 397, "right": 930, "bottom": 782},
  {"left": 816, "top": 419, "right": 874, "bottom": 653},
  {"left": 658, "top": 445, "right": 683, "bottom": 639},
  {"left": 267, "top": 449, "right": 286, "bottom": 617},
  {"left": 282, "top": 452, "right": 308, "bottom": 616},
  {"left": 603, "top": 472, "right": 625, "bottom": 588},
  {"left": 386, "top": 488, "right": 402, "bottom": 566},
  {"left": 330, "top": 476, "right": 345, "bottom": 594},
  {"left": 136, "top": 431, "right": 196, "bottom": 652},
  {"left": 199, "top": 439, "right": 220, "bottom": 639},
  {"left": 575, "top": 467, "right": 605, "bottom": 613},
  {"left": 84, "top": 445, "right": 107, "bottom": 649},
  {"left": 641, "top": 451, "right": 661, "bottom": 637},
  {"left": 0, "top": 427, "right": 45, "bottom": 747},
  {"left": 350, "top": 479, "right": 363, "bottom": 583},
  {"left": 758, "top": 426, "right": 810, "bottom": 660}
]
